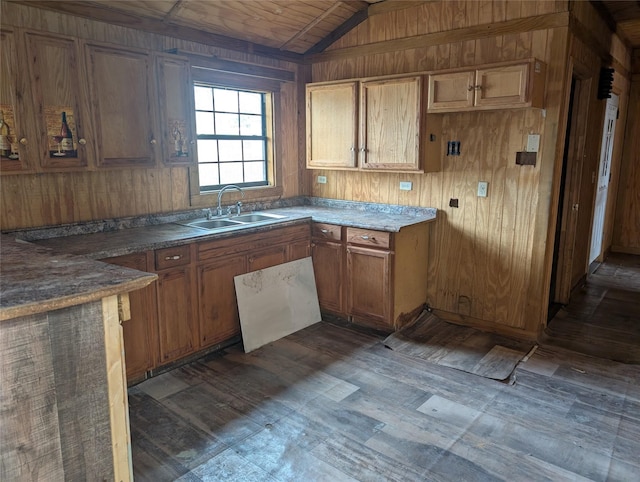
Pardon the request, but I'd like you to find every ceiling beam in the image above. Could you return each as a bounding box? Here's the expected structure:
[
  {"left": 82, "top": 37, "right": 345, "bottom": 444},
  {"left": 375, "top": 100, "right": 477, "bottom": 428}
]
[{"left": 10, "top": 0, "right": 304, "bottom": 63}]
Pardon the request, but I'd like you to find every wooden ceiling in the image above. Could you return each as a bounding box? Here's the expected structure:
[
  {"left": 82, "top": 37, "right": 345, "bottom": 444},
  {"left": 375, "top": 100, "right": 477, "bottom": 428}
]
[
  {"left": 597, "top": 1, "right": 640, "bottom": 48},
  {"left": 10, "top": 1, "right": 640, "bottom": 58}
]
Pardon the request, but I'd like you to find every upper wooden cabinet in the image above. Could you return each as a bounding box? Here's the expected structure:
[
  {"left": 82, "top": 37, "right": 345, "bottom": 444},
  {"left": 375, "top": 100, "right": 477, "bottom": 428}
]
[
  {"left": 306, "top": 81, "right": 358, "bottom": 169},
  {"left": 85, "top": 42, "right": 159, "bottom": 168},
  {"left": 306, "top": 75, "right": 425, "bottom": 172},
  {"left": 0, "top": 28, "right": 30, "bottom": 173},
  {"left": 428, "top": 60, "right": 546, "bottom": 113},
  {"left": 156, "top": 54, "right": 196, "bottom": 166},
  {"left": 24, "top": 31, "right": 95, "bottom": 170},
  {"left": 360, "top": 76, "right": 422, "bottom": 171}
]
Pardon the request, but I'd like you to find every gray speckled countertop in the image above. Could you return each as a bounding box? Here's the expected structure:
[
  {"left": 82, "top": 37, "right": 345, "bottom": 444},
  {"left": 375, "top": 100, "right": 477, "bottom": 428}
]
[
  {"left": 0, "top": 235, "right": 157, "bottom": 321},
  {"left": 24, "top": 198, "right": 437, "bottom": 260}
]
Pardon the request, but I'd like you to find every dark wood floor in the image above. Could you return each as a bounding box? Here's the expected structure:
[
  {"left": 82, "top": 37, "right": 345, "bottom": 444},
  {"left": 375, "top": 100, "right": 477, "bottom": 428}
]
[
  {"left": 129, "top": 321, "right": 640, "bottom": 480},
  {"left": 544, "top": 253, "right": 640, "bottom": 363}
]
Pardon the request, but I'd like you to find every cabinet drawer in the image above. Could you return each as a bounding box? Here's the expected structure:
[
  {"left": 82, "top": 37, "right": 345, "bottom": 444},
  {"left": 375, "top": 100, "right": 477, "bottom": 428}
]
[
  {"left": 312, "top": 223, "right": 342, "bottom": 241},
  {"left": 155, "top": 245, "right": 191, "bottom": 270},
  {"left": 346, "top": 228, "right": 391, "bottom": 249}
]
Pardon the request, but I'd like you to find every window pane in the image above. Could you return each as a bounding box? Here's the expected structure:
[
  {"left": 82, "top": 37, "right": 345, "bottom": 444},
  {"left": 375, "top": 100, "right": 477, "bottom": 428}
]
[
  {"left": 199, "top": 163, "right": 219, "bottom": 187},
  {"left": 196, "top": 112, "right": 215, "bottom": 135},
  {"left": 215, "top": 113, "right": 239, "bottom": 135},
  {"left": 239, "top": 91, "right": 262, "bottom": 114},
  {"left": 240, "top": 114, "right": 262, "bottom": 136},
  {"left": 244, "top": 161, "right": 265, "bottom": 183},
  {"left": 218, "top": 140, "right": 242, "bottom": 162},
  {"left": 243, "top": 140, "right": 264, "bottom": 160},
  {"left": 219, "top": 162, "right": 243, "bottom": 184},
  {"left": 214, "top": 88, "right": 238, "bottom": 112},
  {"left": 197, "top": 139, "right": 218, "bottom": 163},
  {"left": 194, "top": 86, "right": 213, "bottom": 111}
]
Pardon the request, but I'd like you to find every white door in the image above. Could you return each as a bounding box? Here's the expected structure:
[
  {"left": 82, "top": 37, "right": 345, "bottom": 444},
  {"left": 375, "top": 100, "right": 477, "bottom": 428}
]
[{"left": 589, "top": 94, "right": 618, "bottom": 263}]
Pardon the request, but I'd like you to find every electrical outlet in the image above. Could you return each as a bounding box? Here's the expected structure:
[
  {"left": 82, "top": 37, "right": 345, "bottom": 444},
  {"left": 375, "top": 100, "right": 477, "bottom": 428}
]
[
  {"left": 317, "top": 175, "right": 327, "bottom": 184},
  {"left": 477, "top": 181, "right": 488, "bottom": 197},
  {"left": 526, "top": 134, "right": 540, "bottom": 153},
  {"left": 399, "top": 181, "right": 412, "bottom": 191}
]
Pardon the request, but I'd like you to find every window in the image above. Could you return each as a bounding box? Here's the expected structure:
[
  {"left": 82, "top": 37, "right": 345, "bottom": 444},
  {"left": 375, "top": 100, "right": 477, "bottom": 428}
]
[{"left": 194, "top": 84, "right": 271, "bottom": 191}]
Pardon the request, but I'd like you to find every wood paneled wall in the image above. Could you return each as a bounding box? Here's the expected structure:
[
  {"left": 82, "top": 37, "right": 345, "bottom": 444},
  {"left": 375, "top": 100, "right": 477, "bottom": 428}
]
[
  {"left": 0, "top": 2, "right": 302, "bottom": 230},
  {"left": 309, "top": 0, "right": 631, "bottom": 336},
  {"left": 613, "top": 75, "right": 640, "bottom": 254}
]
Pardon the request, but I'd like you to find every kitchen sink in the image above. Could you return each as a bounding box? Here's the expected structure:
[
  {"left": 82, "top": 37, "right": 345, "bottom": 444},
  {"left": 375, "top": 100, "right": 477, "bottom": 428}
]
[
  {"left": 187, "top": 219, "right": 244, "bottom": 229},
  {"left": 182, "top": 212, "right": 287, "bottom": 231},
  {"left": 233, "top": 213, "right": 286, "bottom": 223}
]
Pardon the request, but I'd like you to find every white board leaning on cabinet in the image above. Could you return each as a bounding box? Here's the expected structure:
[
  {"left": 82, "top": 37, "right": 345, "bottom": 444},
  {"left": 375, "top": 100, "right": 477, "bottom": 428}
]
[{"left": 234, "top": 257, "right": 321, "bottom": 353}]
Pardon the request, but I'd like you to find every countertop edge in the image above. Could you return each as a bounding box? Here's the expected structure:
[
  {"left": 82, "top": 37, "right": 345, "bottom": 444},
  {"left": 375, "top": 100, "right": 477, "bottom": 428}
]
[{"left": 0, "top": 273, "right": 157, "bottom": 322}]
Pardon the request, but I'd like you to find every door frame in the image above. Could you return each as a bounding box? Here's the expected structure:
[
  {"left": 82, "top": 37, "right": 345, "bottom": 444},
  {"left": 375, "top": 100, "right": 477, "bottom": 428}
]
[{"left": 550, "top": 62, "right": 593, "bottom": 306}]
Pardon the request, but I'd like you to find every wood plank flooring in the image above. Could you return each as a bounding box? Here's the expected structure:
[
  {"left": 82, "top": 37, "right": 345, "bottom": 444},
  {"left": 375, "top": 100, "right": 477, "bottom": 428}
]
[
  {"left": 544, "top": 253, "right": 640, "bottom": 363},
  {"left": 129, "top": 320, "right": 640, "bottom": 481}
]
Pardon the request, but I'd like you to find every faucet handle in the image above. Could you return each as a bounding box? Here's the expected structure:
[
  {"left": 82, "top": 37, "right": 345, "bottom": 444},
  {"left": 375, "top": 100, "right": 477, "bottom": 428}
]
[{"left": 236, "top": 201, "right": 242, "bottom": 216}]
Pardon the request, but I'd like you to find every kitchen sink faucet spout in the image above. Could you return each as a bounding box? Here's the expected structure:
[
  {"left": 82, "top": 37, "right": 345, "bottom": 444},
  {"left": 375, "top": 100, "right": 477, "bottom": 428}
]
[{"left": 217, "top": 185, "right": 245, "bottom": 216}]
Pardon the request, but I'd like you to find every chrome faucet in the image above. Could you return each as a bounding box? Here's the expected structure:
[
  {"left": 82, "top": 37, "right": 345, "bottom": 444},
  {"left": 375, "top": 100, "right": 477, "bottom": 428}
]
[{"left": 217, "top": 185, "right": 245, "bottom": 216}]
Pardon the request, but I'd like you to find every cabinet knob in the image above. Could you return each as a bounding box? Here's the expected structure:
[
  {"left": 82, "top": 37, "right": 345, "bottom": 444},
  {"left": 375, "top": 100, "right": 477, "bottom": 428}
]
[
  {"left": 190, "top": 140, "right": 195, "bottom": 145},
  {"left": 248, "top": 256, "right": 255, "bottom": 263},
  {"left": 150, "top": 138, "right": 157, "bottom": 145},
  {"left": 475, "top": 85, "right": 482, "bottom": 91},
  {"left": 164, "top": 255, "right": 181, "bottom": 260},
  {"left": 19, "top": 138, "right": 27, "bottom": 145},
  {"left": 78, "top": 138, "right": 87, "bottom": 145},
  {"left": 311, "top": 243, "right": 316, "bottom": 248},
  {"left": 468, "top": 85, "right": 475, "bottom": 91},
  {"left": 360, "top": 147, "right": 366, "bottom": 152},
  {"left": 350, "top": 147, "right": 355, "bottom": 152}
]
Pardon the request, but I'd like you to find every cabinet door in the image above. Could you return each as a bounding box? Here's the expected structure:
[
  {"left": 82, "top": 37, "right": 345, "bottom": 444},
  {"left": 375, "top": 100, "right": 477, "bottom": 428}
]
[
  {"left": 312, "top": 240, "right": 344, "bottom": 314},
  {"left": 247, "top": 245, "right": 287, "bottom": 272},
  {"left": 156, "top": 266, "right": 198, "bottom": 364},
  {"left": 475, "top": 64, "right": 528, "bottom": 107},
  {"left": 24, "top": 31, "right": 93, "bottom": 169},
  {"left": 288, "top": 239, "right": 311, "bottom": 262},
  {"left": 156, "top": 54, "right": 196, "bottom": 166},
  {"left": 104, "top": 252, "right": 159, "bottom": 383},
  {"left": 306, "top": 81, "right": 358, "bottom": 169},
  {"left": 427, "top": 71, "right": 475, "bottom": 112},
  {"left": 346, "top": 245, "right": 393, "bottom": 328},
  {"left": 360, "top": 76, "right": 422, "bottom": 171},
  {"left": 0, "top": 28, "right": 32, "bottom": 173},
  {"left": 85, "top": 43, "right": 158, "bottom": 167},
  {"left": 198, "top": 255, "right": 247, "bottom": 348}
]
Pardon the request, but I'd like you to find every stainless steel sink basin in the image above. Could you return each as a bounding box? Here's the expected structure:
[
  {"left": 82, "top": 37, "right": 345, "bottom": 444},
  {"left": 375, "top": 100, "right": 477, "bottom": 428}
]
[
  {"left": 182, "top": 212, "right": 287, "bottom": 231},
  {"left": 187, "top": 219, "right": 244, "bottom": 229},
  {"left": 233, "top": 213, "right": 285, "bottom": 223}
]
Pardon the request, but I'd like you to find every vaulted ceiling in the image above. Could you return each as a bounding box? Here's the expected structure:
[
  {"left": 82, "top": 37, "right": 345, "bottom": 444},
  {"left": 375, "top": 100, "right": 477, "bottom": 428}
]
[{"left": 10, "top": 0, "right": 640, "bottom": 59}]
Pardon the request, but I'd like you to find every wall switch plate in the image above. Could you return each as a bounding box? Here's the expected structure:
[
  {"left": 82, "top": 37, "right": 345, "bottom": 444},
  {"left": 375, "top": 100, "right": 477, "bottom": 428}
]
[
  {"left": 477, "top": 181, "right": 488, "bottom": 197},
  {"left": 399, "top": 181, "right": 412, "bottom": 191},
  {"left": 317, "top": 175, "right": 327, "bottom": 184},
  {"left": 526, "top": 134, "right": 540, "bottom": 152}
]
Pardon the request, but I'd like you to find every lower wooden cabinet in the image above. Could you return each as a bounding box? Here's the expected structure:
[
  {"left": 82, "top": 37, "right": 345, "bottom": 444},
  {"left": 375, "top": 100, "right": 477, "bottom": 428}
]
[
  {"left": 197, "top": 223, "right": 311, "bottom": 350},
  {"left": 198, "top": 255, "right": 247, "bottom": 349},
  {"left": 312, "top": 222, "right": 430, "bottom": 331},
  {"left": 102, "top": 252, "right": 159, "bottom": 383},
  {"left": 156, "top": 264, "right": 198, "bottom": 364}
]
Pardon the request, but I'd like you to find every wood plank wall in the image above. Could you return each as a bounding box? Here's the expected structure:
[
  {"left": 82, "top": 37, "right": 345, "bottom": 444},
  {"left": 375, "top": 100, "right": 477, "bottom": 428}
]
[
  {"left": 613, "top": 65, "right": 640, "bottom": 254},
  {"left": 309, "top": 0, "right": 631, "bottom": 336},
  {"left": 0, "top": 2, "right": 302, "bottom": 230}
]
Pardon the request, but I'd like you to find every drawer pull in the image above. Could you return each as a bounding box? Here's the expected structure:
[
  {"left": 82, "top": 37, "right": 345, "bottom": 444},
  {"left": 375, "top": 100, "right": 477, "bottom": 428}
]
[
  {"left": 321, "top": 229, "right": 328, "bottom": 233},
  {"left": 165, "top": 255, "right": 181, "bottom": 260},
  {"left": 361, "top": 235, "right": 369, "bottom": 240}
]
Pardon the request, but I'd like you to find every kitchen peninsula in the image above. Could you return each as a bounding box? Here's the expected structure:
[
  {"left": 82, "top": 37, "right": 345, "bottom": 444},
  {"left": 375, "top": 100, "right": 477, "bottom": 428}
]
[{"left": 0, "top": 235, "right": 156, "bottom": 481}]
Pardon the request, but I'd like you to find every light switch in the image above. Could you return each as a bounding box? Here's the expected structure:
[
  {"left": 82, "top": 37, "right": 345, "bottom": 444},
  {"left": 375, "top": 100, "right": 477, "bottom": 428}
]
[
  {"left": 526, "top": 134, "right": 540, "bottom": 153},
  {"left": 317, "top": 175, "right": 327, "bottom": 184},
  {"left": 477, "top": 181, "right": 488, "bottom": 197},
  {"left": 399, "top": 181, "right": 412, "bottom": 191}
]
